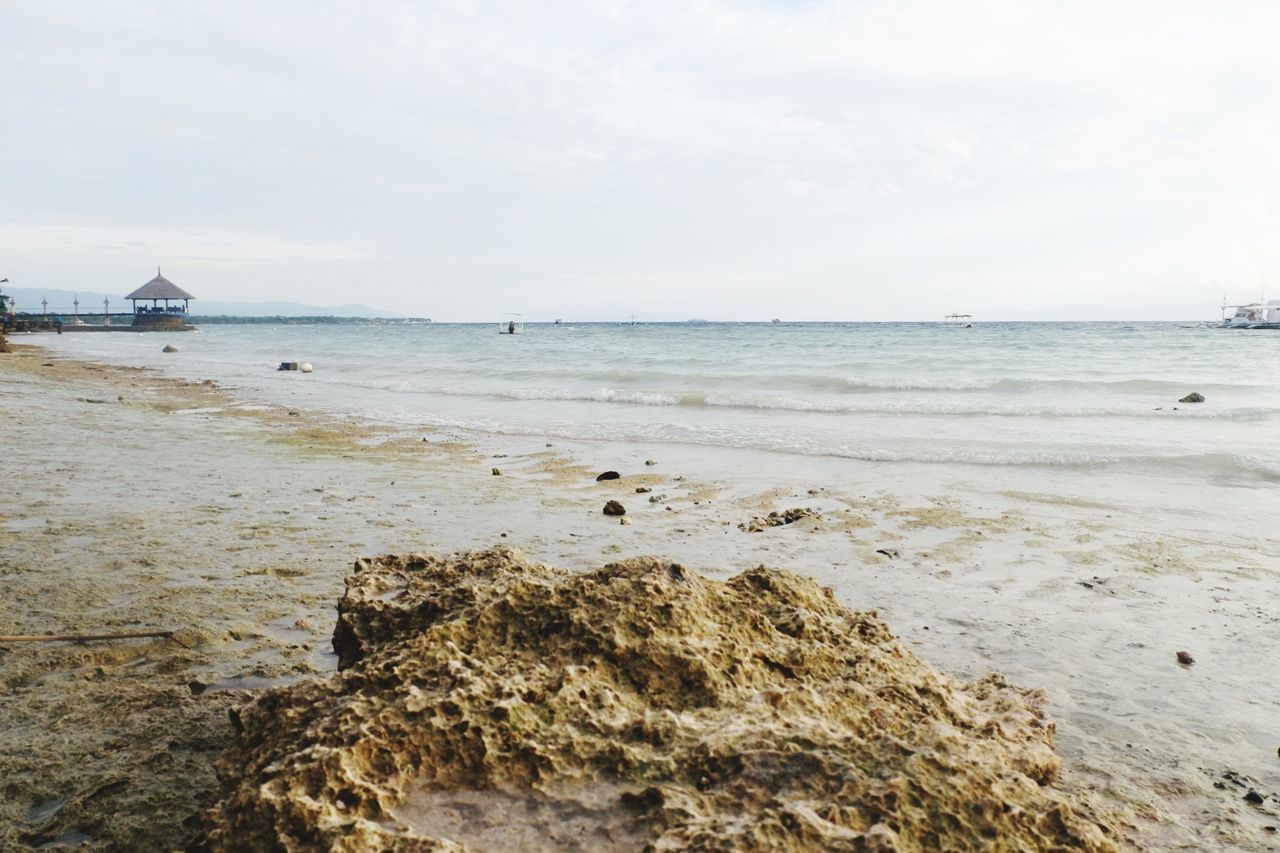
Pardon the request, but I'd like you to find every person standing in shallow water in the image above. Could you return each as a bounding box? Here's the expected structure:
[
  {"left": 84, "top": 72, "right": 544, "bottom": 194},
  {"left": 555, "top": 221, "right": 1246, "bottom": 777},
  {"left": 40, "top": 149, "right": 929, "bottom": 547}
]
[{"left": 508, "top": 321, "right": 515, "bottom": 334}]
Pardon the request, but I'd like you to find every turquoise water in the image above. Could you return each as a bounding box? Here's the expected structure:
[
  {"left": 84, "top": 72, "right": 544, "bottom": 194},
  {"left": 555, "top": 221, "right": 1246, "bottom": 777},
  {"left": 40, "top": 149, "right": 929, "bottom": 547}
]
[{"left": 42, "top": 321, "right": 1280, "bottom": 485}]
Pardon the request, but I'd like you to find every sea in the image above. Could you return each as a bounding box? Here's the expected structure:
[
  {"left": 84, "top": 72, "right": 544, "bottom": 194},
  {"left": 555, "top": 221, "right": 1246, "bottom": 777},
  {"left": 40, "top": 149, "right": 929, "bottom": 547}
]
[
  {"left": 35, "top": 318, "right": 1280, "bottom": 542},
  {"left": 36, "top": 319, "right": 1280, "bottom": 470}
]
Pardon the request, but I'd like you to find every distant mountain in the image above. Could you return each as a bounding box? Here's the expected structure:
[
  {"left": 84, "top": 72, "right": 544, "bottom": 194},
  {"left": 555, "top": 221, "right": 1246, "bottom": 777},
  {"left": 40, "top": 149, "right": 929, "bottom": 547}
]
[
  {"left": 1, "top": 287, "right": 400, "bottom": 318},
  {"left": 194, "top": 300, "right": 400, "bottom": 318}
]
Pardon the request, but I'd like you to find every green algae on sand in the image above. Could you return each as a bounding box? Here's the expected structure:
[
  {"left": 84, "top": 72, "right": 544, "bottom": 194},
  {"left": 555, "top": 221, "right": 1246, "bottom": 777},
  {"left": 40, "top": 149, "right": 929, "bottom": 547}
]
[{"left": 203, "top": 547, "right": 1119, "bottom": 851}]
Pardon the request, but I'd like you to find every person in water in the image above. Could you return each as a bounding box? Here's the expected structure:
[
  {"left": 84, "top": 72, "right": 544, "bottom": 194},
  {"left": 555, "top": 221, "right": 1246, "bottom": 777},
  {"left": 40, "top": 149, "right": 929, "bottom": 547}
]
[{"left": 508, "top": 321, "right": 515, "bottom": 334}]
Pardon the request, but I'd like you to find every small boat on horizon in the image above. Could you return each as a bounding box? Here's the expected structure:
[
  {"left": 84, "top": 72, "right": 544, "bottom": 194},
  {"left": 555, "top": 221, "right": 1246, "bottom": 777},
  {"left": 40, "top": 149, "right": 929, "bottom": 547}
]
[{"left": 945, "top": 313, "right": 974, "bottom": 328}]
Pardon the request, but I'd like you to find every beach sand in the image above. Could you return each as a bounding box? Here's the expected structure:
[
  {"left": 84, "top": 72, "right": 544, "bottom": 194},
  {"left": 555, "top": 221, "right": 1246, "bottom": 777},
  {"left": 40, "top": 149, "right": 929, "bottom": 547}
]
[{"left": 1, "top": 343, "right": 1277, "bottom": 849}]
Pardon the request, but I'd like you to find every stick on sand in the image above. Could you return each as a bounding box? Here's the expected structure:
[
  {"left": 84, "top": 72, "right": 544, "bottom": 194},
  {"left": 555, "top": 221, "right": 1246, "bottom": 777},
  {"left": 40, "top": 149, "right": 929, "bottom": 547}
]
[{"left": 0, "top": 630, "right": 190, "bottom": 648}]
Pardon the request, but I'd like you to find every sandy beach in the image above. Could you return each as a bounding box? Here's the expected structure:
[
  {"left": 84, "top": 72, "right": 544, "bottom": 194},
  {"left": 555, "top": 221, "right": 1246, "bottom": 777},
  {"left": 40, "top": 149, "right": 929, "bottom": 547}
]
[{"left": 1, "top": 341, "right": 1278, "bottom": 850}]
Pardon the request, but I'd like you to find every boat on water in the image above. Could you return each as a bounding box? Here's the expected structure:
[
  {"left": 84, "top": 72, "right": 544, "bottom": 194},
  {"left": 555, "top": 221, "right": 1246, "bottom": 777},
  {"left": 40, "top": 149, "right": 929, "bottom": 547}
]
[
  {"left": 1219, "top": 301, "right": 1280, "bottom": 329},
  {"left": 945, "top": 313, "right": 974, "bottom": 328}
]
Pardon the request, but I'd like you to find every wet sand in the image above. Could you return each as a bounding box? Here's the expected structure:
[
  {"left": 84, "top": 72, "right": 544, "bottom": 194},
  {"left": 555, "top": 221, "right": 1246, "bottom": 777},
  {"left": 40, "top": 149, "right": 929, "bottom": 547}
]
[{"left": 1, "top": 343, "right": 1277, "bottom": 849}]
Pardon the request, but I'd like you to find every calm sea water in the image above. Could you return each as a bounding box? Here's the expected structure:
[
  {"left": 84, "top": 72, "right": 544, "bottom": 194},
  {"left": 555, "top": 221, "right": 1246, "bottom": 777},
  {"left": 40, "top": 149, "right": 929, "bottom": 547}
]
[{"left": 40, "top": 320, "right": 1280, "bottom": 487}]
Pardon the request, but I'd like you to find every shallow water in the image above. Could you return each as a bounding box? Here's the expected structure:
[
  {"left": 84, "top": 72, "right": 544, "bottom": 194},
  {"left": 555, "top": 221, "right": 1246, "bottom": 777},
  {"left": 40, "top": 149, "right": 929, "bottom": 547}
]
[
  {"left": 41, "top": 321, "right": 1280, "bottom": 470},
  {"left": 40, "top": 321, "right": 1280, "bottom": 545}
]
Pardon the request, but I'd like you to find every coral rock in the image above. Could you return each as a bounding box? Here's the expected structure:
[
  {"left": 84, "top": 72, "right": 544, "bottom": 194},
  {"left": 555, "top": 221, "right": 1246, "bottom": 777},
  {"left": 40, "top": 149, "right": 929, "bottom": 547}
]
[{"left": 203, "top": 548, "right": 1118, "bottom": 851}]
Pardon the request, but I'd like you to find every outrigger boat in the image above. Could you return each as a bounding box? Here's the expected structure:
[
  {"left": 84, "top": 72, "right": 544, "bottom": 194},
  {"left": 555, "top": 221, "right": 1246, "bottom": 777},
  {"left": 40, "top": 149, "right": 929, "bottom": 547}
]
[{"left": 1219, "top": 301, "right": 1280, "bottom": 329}]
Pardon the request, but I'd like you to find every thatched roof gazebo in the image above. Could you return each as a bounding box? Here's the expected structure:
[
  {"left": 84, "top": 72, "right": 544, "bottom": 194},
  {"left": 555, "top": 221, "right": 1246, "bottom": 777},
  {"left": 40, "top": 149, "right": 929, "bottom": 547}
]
[{"left": 126, "top": 268, "right": 196, "bottom": 330}]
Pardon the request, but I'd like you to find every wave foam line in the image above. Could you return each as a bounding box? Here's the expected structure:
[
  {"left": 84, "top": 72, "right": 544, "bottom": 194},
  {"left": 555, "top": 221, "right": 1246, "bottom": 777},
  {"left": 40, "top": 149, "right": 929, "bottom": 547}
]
[{"left": 353, "top": 380, "right": 1277, "bottom": 419}]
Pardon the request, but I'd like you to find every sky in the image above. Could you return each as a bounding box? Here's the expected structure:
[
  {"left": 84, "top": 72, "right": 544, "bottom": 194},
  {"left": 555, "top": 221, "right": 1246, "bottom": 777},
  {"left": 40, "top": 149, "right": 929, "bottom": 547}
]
[{"left": 2, "top": 0, "right": 1279, "bottom": 321}]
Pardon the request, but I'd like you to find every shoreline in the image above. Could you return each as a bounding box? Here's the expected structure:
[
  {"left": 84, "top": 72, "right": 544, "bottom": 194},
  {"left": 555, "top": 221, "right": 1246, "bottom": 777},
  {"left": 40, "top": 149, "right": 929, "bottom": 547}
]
[{"left": 1, "top": 342, "right": 1278, "bottom": 849}]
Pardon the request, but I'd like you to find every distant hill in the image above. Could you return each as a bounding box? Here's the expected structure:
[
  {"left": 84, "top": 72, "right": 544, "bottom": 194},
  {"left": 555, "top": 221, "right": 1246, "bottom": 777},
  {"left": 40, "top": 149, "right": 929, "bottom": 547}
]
[{"left": 1, "top": 287, "right": 400, "bottom": 318}]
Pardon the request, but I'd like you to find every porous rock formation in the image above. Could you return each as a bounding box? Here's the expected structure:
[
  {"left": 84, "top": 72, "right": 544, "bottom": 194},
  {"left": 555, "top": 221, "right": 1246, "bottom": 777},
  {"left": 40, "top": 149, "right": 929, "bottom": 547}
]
[{"left": 203, "top": 548, "right": 1118, "bottom": 851}]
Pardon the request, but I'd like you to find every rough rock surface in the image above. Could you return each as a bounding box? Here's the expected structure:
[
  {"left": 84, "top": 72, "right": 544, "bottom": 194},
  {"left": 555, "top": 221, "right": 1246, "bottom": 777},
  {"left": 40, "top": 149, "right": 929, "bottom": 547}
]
[
  {"left": 1179, "top": 392, "right": 1205, "bottom": 403},
  {"left": 203, "top": 548, "right": 1119, "bottom": 851},
  {"left": 740, "top": 507, "right": 820, "bottom": 532}
]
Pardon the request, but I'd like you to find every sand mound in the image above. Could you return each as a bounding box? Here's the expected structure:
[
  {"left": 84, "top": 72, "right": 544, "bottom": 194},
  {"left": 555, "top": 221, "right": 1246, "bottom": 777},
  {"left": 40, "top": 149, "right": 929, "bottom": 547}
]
[{"left": 202, "top": 547, "right": 1118, "bottom": 851}]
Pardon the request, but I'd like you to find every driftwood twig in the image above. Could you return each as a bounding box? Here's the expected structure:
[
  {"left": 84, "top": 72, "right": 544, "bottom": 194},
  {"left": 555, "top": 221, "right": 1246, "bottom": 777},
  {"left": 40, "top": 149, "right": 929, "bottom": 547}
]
[{"left": 0, "top": 630, "right": 190, "bottom": 649}]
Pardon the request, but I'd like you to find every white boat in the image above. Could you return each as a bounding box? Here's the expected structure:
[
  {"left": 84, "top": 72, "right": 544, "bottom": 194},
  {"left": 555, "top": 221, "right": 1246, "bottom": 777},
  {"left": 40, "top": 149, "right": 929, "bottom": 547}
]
[
  {"left": 1220, "top": 301, "right": 1280, "bottom": 329},
  {"left": 945, "top": 313, "right": 974, "bottom": 328}
]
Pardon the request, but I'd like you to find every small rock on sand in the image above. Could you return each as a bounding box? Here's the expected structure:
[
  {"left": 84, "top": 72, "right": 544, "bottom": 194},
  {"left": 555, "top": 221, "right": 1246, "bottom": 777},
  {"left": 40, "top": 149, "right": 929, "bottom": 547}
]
[
  {"left": 603, "top": 500, "right": 626, "bottom": 516},
  {"left": 636, "top": 487, "right": 652, "bottom": 493},
  {"left": 644, "top": 459, "right": 657, "bottom": 466},
  {"left": 1179, "top": 392, "right": 1205, "bottom": 403},
  {"left": 1244, "top": 790, "right": 1265, "bottom": 805},
  {"left": 596, "top": 471, "right": 621, "bottom": 481},
  {"left": 619, "top": 516, "right": 631, "bottom": 525},
  {"left": 1176, "top": 651, "right": 1195, "bottom": 665},
  {"left": 491, "top": 468, "right": 502, "bottom": 476},
  {"left": 739, "top": 507, "right": 820, "bottom": 533},
  {"left": 162, "top": 344, "right": 178, "bottom": 353}
]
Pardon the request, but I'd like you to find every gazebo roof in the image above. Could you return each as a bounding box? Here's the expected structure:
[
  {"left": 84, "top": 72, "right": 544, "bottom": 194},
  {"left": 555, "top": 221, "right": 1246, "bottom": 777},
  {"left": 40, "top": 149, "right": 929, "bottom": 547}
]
[{"left": 125, "top": 269, "right": 196, "bottom": 301}]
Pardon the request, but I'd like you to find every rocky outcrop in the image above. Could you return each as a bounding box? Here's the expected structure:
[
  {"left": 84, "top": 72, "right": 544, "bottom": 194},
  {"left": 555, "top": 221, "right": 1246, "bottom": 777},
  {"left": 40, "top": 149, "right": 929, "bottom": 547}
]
[{"left": 203, "top": 548, "right": 1119, "bottom": 851}]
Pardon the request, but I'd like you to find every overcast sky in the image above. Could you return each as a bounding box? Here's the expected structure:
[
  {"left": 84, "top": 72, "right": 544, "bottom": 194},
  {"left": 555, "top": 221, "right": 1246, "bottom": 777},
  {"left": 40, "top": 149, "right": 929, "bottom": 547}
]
[{"left": 3, "top": 1, "right": 1278, "bottom": 320}]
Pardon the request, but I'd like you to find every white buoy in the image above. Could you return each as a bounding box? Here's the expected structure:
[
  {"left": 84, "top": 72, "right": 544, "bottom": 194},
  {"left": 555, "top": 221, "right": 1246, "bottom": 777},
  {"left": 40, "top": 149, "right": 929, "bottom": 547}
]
[{"left": 299, "top": 363, "right": 314, "bottom": 373}]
